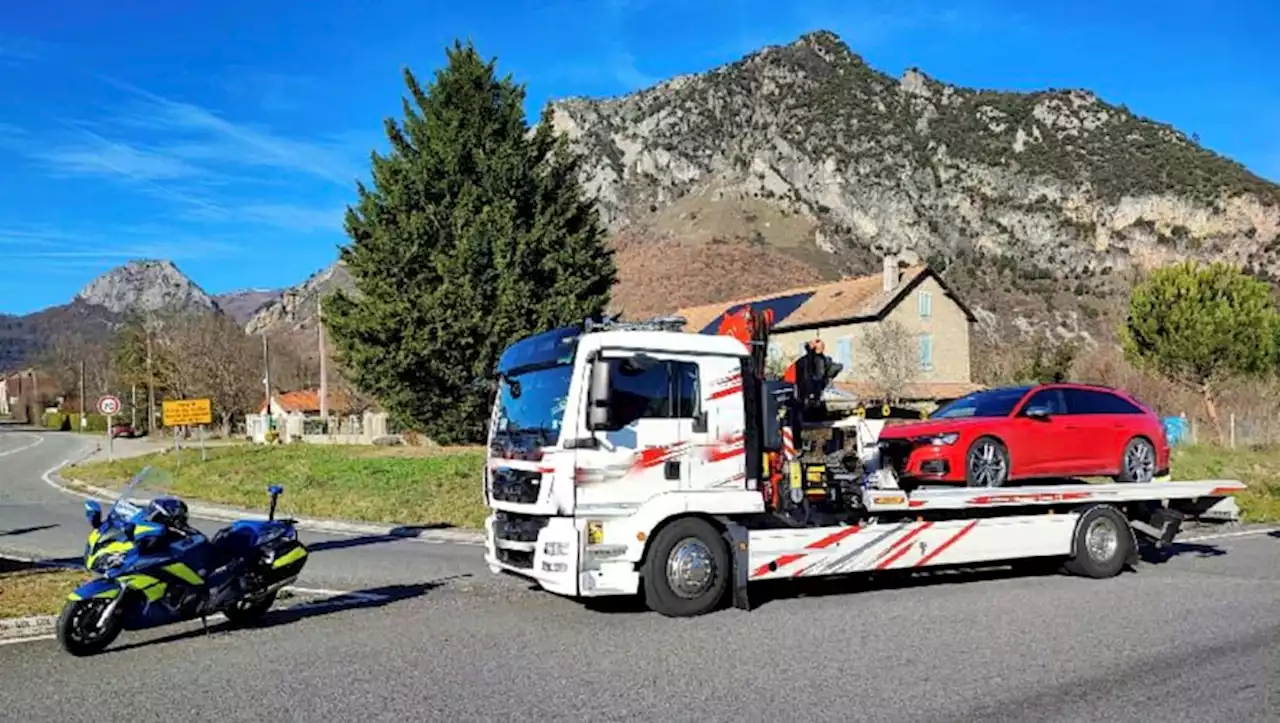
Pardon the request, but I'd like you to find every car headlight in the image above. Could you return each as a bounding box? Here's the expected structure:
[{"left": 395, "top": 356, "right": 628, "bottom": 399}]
[{"left": 919, "top": 432, "right": 959, "bottom": 446}]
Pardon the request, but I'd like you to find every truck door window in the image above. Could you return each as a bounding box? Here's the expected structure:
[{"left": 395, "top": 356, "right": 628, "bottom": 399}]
[{"left": 606, "top": 359, "right": 700, "bottom": 429}]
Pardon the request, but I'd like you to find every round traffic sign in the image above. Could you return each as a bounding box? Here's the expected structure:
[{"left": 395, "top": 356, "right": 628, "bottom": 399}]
[{"left": 97, "top": 395, "right": 121, "bottom": 416}]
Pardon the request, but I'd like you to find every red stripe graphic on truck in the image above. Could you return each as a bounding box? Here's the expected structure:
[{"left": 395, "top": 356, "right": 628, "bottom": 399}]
[
  {"left": 709, "top": 372, "right": 743, "bottom": 400},
  {"left": 750, "top": 525, "right": 861, "bottom": 578}
]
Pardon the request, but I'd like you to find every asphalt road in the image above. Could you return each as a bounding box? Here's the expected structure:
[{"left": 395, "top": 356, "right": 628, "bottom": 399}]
[{"left": 2, "top": 426, "right": 1277, "bottom": 722}]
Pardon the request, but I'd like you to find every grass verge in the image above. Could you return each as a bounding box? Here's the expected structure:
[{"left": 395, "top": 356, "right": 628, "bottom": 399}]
[
  {"left": 1171, "top": 444, "right": 1280, "bottom": 522},
  {"left": 64, "top": 443, "right": 488, "bottom": 529},
  {"left": 0, "top": 558, "right": 87, "bottom": 619}
]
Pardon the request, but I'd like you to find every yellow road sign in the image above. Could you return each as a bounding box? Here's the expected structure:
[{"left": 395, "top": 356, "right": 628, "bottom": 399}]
[{"left": 162, "top": 398, "right": 212, "bottom": 426}]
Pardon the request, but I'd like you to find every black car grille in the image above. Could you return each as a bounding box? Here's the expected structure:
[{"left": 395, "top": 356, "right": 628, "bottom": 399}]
[{"left": 489, "top": 466, "right": 543, "bottom": 504}]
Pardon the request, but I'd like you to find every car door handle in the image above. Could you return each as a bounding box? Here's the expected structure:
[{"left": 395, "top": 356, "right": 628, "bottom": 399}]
[{"left": 664, "top": 460, "right": 681, "bottom": 480}]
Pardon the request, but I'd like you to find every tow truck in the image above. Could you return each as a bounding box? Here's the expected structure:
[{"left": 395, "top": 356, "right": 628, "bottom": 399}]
[{"left": 483, "top": 310, "right": 1246, "bottom": 616}]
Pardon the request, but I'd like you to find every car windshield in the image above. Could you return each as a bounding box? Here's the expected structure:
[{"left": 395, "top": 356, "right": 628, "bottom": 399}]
[
  {"left": 931, "top": 386, "right": 1031, "bottom": 419},
  {"left": 491, "top": 365, "right": 573, "bottom": 449}
]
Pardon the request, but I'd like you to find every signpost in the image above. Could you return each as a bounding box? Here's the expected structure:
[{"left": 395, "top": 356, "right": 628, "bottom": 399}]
[
  {"left": 97, "top": 395, "right": 121, "bottom": 461},
  {"left": 162, "top": 399, "right": 213, "bottom": 463}
]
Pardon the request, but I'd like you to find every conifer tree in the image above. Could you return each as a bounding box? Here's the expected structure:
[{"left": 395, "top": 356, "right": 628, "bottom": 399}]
[{"left": 325, "top": 41, "right": 616, "bottom": 443}]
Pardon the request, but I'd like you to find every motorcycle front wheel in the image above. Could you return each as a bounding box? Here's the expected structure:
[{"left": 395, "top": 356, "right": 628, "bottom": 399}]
[{"left": 56, "top": 598, "right": 122, "bottom": 656}]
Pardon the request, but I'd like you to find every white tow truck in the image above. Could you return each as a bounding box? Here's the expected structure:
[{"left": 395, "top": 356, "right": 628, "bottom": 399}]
[{"left": 482, "top": 312, "right": 1246, "bottom": 616}]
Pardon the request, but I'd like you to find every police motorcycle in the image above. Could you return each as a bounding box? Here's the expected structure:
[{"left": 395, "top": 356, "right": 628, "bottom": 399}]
[{"left": 58, "top": 466, "right": 309, "bottom": 656}]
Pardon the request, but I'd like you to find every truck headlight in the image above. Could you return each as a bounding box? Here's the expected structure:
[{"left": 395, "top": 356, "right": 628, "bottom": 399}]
[{"left": 543, "top": 541, "right": 570, "bottom": 556}]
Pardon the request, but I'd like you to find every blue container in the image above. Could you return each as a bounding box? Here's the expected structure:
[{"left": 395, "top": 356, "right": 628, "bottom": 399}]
[{"left": 1162, "top": 416, "right": 1188, "bottom": 446}]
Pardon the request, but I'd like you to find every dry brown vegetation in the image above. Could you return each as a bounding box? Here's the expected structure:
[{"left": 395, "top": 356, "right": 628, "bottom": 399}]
[{"left": 607, "top": 230, "right": 832, "bottom": 319}]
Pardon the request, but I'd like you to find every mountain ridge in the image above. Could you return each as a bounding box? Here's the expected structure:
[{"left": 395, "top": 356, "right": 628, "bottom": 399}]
[{"left": 4, "top": 30, "right": 1278, "bottom": 374}]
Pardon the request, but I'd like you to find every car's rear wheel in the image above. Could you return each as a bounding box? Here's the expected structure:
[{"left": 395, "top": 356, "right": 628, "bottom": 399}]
[
  {"left": 1115, "top": 437, "right": 1156, "bottom": 484},
  {"left": 965, "top": 436, "right": 1010, "bottom": 487}
]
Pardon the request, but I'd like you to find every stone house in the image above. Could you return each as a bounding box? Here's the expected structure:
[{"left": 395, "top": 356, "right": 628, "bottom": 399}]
[{"left": 676, "top": 256, "right": 984, "bottom": 406}]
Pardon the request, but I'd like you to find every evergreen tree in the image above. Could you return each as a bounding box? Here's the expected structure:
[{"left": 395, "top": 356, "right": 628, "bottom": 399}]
[
  {"left": 325, "top": 41, "right": 616, "bottom": 444},
  {"left": 1122, "top": 260, "right": 1278, "bottom": 435}
]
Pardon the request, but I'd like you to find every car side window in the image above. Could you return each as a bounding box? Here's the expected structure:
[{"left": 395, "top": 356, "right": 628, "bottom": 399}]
[
  {"left": 1060, "top": 388, "right": 1142, "bottom": 415},
  {"left": 1088, "top": 390, "right": 1142, "bottom": 414},
  {"left": 606, "top": 358, "right": 700, "bottom": 429},
  {"left": 1021, "top": 389, "right": 1065, "bottom": 415}
]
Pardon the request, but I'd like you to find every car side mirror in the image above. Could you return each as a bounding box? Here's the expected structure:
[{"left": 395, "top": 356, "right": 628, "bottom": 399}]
[
  {"left": 1025, "top": 406, "right": 1051, "bottom": 420},
  {"left": 85, "top": 500, "right": 102, "bottom": 529},
  {"left": 587, "top": 356, "right": 613, "bottom": 431}
]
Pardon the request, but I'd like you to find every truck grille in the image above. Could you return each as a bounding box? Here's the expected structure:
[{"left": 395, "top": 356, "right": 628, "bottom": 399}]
[
  {"left": 492, "top": 512, "right": 548, "bottom": 570},
  {"left": 493, "top": 511, "right": 549, "bottom": 542},
  {"left": 489, "top": 466, "right": 542, "bottom": 504}
]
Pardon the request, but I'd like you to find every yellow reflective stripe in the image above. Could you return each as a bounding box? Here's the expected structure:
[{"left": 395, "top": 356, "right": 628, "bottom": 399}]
[
  {"left": 163, "top": 563, "right": 204, "bottom": 585},
  {"left": 121, "top": 574, "right": 167, "bottom": 602},
  {"left": 271, "top": 546, "right": 307, "bottom": 569},
  {"left": 85, "top": 540, "right": 134, "bottom": 569}
]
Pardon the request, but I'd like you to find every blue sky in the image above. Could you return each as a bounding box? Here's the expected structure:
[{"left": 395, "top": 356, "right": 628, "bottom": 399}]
[{"left": 0, "top": 0, "right": 1275, "bottom": 315}]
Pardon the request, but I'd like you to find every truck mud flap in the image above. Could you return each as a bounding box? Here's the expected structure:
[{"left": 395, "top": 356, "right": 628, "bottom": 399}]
[{"left": 719, "top": 519, "right": 751, "bottom": 612}]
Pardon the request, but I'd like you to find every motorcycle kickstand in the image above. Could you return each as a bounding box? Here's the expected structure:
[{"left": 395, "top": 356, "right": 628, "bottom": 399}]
[{"left": 201, "top": 614, "right": 209, "bottom": 635}]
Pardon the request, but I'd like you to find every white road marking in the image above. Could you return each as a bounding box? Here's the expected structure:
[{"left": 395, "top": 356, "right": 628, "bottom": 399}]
[
  {"left": 1178, "top": 526, "right": 1280, "bottom": 543},
  {"left": 0, "top": 634, "right": 54, "bottom": 647},
  {"left": 0, "top": 435, "right": 44, "bottom": 458}
]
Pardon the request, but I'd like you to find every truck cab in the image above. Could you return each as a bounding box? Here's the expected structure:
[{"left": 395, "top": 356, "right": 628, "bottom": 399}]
[{"left": 485, "top": 318, "right": 765, "bottom": 599}]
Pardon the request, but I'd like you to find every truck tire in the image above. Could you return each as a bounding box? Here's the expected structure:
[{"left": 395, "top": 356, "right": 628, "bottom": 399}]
[
  {"left": 642, "top": 517, "right": 729, "bottom": 618},
  {"left": 1063, "top": 505, "right": 1134, "bottom": 579},
  {"left": 965, "top": 436, "right": 1010, "bottom": 488}
]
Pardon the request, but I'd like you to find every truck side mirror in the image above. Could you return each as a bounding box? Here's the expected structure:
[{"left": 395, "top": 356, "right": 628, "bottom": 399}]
[{"left": 587, "top": 357, "right": 613, "bottom": 431}]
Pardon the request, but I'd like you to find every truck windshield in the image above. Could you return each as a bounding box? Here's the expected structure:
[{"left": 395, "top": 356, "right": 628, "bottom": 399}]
[
  {"left": 492, "top": 365, "right": 573, "bottom": 448},
  {"left": 930, "top": 386, "right": 1031, "bottom": 419},
  {"left": 490, "top": 325, "right": 581, "bottom": 452}
]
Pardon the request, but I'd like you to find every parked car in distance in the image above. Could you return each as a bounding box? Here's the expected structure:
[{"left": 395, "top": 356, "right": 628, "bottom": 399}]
[
  {"left": 110, "top": 423, "right": 136, "bottom": 439},
  {"left": 877, "top": 382, "right": 1170, "bottom": 487}
]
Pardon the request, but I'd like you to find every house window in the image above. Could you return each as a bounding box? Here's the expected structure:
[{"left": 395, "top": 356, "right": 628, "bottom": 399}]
[
  {"left": 835, "top": 336, "right": 853, "bottom": 373},
  {"left": 917, "top": 291, "right": 933, "bottom": 319},
  {"left": 917, "top": 334, "right": 934, "bottom": 371}
]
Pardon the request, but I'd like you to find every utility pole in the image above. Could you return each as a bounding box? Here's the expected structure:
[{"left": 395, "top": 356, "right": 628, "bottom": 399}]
[
  {"left": 79, "top": 360, "right": 86, "bottom": 431},
  {"left": 318, "top": 297, "right": 328, "bottom": 428},
  {"left": 145, "top": 327, "right": 155, "bottom": 437},
  {"left": 131, "top": 384, "right": 138, "bottom": 429},
  {"left": 262, "top": 333, "right": 272, "bottom": 432}
]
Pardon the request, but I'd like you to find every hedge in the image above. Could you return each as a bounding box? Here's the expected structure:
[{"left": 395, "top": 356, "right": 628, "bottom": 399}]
[{"left": 44, "top": 412, "right": 112, "bottom": 433}]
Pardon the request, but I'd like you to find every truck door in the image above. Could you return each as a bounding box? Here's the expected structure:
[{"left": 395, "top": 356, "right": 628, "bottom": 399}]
[
  {"left": 683, "top": 356, "right": 749, "bottom": 491},
  {"left": 574, "top": 352, "right": 696, "bottom": 511}
]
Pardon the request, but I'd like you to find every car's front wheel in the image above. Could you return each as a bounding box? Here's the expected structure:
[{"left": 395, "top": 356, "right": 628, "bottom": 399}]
[{"left": 965, "top": 436, "right": 1010, "bottom": 487}]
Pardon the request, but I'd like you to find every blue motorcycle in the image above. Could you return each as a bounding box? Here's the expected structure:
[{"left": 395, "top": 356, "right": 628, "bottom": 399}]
[{"left": 58, "top": 466, "right": 309, "bottom": 656}]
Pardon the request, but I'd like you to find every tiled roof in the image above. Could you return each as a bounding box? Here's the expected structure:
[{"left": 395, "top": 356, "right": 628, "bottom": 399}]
[
  {"left": 676, "top": 266, "right": 930, "bottom": 334},
  {"left": 265, "top": 389, "right": 350, "bottom": 414}
]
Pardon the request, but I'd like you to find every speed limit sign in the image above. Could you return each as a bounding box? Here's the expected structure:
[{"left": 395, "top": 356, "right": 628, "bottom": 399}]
[{"left": 97, "top": 395, "right": 121, "bottom": 416}]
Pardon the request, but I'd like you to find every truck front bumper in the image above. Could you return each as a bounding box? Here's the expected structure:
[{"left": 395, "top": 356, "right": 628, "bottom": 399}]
[{"left": 484, "top": 513, "right": 640, "bottom": 598}]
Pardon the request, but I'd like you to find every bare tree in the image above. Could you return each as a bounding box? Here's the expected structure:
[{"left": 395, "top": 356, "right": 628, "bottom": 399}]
[
  {"left": 862, "top": 320, "right": 920, "bottom": 403},
  {"left": 159, "top": 311, "right": 262, "bottom": 436}
]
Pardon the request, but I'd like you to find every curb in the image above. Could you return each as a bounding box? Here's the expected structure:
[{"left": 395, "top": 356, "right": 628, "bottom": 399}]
[
  {"left": 0, "top": 615, "right": 56, "bottom": 642},
  {"left": 49, "top": 469, "right": 485, "bottom": 547}
]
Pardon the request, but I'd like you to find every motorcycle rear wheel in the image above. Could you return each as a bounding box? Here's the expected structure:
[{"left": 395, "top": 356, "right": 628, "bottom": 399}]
[
  {"left": 222, "top": 591, "right": 277, "bottom": 626},
  {"left": 56, "top": 599, "right": 122, "bottom": 657}
]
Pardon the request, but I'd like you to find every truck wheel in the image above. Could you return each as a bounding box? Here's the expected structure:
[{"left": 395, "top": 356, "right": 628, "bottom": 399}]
[
  {"left": 1114, "top": 437, "right": 1156, "bottom": 484},
  {"left": 1064, "top": 506, "right": 1134, "bottom": 579},
  {"left": 642, "top": 517, "right": 729, "bottom": 618},
  {"left": 965, "top": 436, "right": 1009, "bottom": 487}
]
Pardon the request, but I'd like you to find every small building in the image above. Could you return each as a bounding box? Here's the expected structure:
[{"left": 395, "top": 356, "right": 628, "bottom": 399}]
[
  {"left": 676, "top": 255, "right": 985, "bottom": 408},
  {"left": 248, "top": 388, "right": 388, "bottom": 444},
  {"left": 0, "top": 368, "right": 63, "bottom": 419}
]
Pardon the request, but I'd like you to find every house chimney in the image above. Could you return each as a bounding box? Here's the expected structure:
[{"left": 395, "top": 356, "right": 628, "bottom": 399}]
[{"left": 882, "top": 255, "right": 899, "bottom": 292}]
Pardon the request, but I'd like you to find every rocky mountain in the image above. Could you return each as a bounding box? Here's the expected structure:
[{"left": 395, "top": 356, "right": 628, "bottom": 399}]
[
  {"left": 245, "top": 262, "right": 354, "bottom": 336},
  {"left": 550, "top": 30, "right": 1280, "bottom": 343},
  {"left": 214, "top": 289, "right": 283, "bottom": 326},
  {"left": 76, "top": 260, "right": 217, "bottom": 315},
  {"left": 0, "top": 260, "right": 219, "bottom": 373}
]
